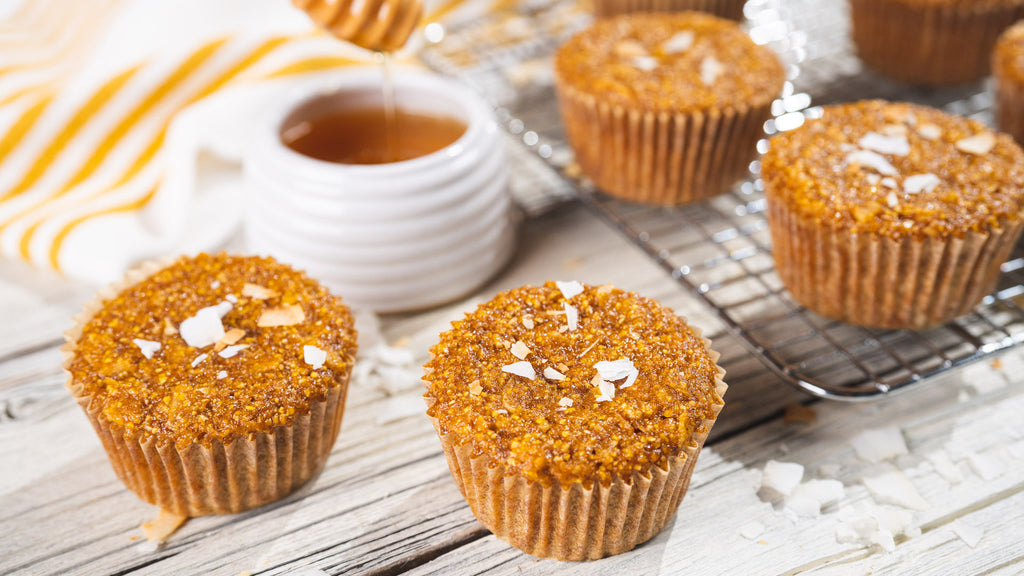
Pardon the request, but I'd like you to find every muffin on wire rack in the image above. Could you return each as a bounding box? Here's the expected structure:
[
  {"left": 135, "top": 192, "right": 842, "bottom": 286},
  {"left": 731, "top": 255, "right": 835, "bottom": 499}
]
[
  {"left": 850, "top": 0, "right": 1024, "bottom": 86},
  {"left": 554, "top": 12, "right": 784, "bottom": 205},
  {"left": 763, "top": 100, "right": 1024, "bottom": 330},
  {"left": 64, "top": 253, "right": 358, "bottom": 516},
  {"left": 423, "top": 281, "right": 726, "bottom": 560},
  {"left": 591, "top": 0, "right": 747, "bottom": 20}
]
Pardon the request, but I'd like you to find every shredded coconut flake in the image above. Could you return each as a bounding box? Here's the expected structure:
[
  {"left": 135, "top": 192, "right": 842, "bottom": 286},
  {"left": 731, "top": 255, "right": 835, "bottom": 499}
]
[
  {"left": 859, "top": 132, "right": 910, "bottom": 156},
  {"left": 631, "top": 56, "right": 659, "bottom": 71},
  {"left": 662, "top": 30, "right": 695, "bottom": 54},
  {"left": 950, "top": 519, "right": 984, "bottom": 548},
  {"left": 218, "top": 344, "right": 248, "bottom": 359},
  {"left": 700, "top": 56, "right": 724, "bottom": 85},
  {"left": 886, "top": 191, "right": 899, "bottom": 208},
  {"left": 739, "top": 521, "right": 766, "bottom": 540},
  {"left": 522, "top": 316, "right": 534, "bottom": 329},
  {"left": 258, "top": 304, "right": 305, "bottom": 327},
  {"left": 211, "top": 281, "right": 221, "bottom": 289},
  {"left": 191, "top": 353, "right": 209, "bottom": 367},
  {"left": 880, "top": 177, "right": 898, "bottom": 189},
  {"left": 211, "top": 300, "right": 233, "bottom": 318},
  {"left": 141, "top": 509, "right": 187, "bottom": 543},
  {"left": 595, "top": 358, "right": 639, "bottom": 387},
  {"left": 555, "top": 280, "right": 584, "bottom": 299},
  {"left": 955, "top": 132, "right": 996, "bottom": 155},
  {"left": 880, "top": 123, "right": 907, "bottom": 136},
  {"left": 760, "top": 460, "right": 804, "bottom": 497},
  {"left": 862, "top": 468, "right": 930, "bottom": 510},
  {"left": 179, "top": 306, "right": 226, "bottom": 348},
  {"left": 502, "top": 361, "right": 535, "bottom": 380},
  {"left": 558, "top": 397, "right": 573, "bottom": 408},
  {"left": 243, "top": 283, "right": 279, "bottom": 300},
  {"left": 510, "top": 340, "right": 531, "bottom": 360},
  {"left": 219, "top": 328, "right": 245, "bottom": 347},
  {"left": 133, "top": 339, "right": 161, "bottom": 359},
  {"left": 903, "top": 173, "right": 941, "bottom": 194},
  {"left": 303, "top": 345, "right": 327, "bottom": 369},
  {"left": 596, "top": 379, "right": 616, "bottom": 402},
  {"left": 225, "top": 294, "right": 238, "bottom": 304},
  {"left": 544, "top": 366, "right": 567, "bottom": 381},
  {"left": 866, "top": 173, "right": 881, "bottom": 184},
  {"left": 217, "top": 370, "right": 228, "bottom": 379},
  {"left": 845, "top": 149, "right": 898, "bottom": 175},
  {"left": 851, "top": 426, "right": 909, "bottom": 463},
  {"left": 614, "top": 39, "right": 648, "bottom": 58},
  {"left": 564, "top": 303, "right": 579, "bottom": 331},
  {"left": 916, "top": 123, "right": 941, "bottom": 140}
]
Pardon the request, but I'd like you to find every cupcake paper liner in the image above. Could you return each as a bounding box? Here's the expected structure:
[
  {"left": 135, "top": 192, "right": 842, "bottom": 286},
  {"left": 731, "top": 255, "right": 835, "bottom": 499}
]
[
  {"left": 557, "top": 83, "right": 770, "bottom": 205},
  {"left": 768, "top": 201, "right": 1024, "bottom": 330},
  {"left": 591, "top": 0, "right": 747, "bottom": 20},
  {"left": 850, "top": 0, "right": 1024, "bottom": 86},
  {"left": 63, "top": 259, "right": 350, "bottom": 516},
  {"left": 425, "top": 346, "right": 726, "bottom": 561}
]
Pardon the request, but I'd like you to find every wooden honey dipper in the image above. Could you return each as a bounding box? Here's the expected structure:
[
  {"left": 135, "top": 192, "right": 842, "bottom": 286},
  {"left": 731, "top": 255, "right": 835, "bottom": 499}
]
[{"left": 293, "top": 0, "right": 424, "bottom": 53}]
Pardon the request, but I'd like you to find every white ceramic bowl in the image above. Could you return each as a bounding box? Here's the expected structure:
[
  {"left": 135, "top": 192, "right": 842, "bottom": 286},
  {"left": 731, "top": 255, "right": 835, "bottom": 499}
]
[{"left": 243, "top": 68, "right": 516, "bottom": 312}]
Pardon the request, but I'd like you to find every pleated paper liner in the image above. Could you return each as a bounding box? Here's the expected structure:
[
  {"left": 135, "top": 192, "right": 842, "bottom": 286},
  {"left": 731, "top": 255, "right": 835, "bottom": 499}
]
[
  {"left": 424, "top": 348, "right": 726, "bottom": 561},
  {"left": 767, "top": 200, "right": 1024, "bottom": 330},
  {"left": 850, "top": 0, "right": 1024, "bottom": 86},
  {"left": 995, "top": 68, "right": 1024, "bottom": 146},
  {"left": 62, "top": 258, "right": 351, "bottom": 516},
  {"left": 591, "top": 0, "right": 747, "bottom": 20},
  {"left": 556, "top": 82, "right": 772, "bottom": 206}
]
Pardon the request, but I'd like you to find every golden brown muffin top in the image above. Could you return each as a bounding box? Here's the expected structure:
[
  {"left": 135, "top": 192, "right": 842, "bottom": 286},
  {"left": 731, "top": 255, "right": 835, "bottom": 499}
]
[
  {"left": 762, "top": 100, "right": 1024, "bottom": 238},
  {"left": 424, "top": 282, "right": 724, "bottom": 488},
  {"left": 68, "top": 253, "right": 358, "bottom": 448},
  {"left": 554, "top": 12, "right": 784, "bottom": 112},
  {"left": 995, "top": 21, "right": 1024, "bottom": 83}
]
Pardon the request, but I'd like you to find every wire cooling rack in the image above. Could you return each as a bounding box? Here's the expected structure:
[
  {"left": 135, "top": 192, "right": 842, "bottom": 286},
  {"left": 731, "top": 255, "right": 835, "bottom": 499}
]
[{"left": 420, "top": 0, "right": 1024, "bottom": 400}]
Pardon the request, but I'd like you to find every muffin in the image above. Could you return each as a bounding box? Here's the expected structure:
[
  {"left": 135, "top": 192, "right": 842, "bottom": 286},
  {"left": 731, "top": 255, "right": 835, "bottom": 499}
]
[
  {"left": 850, "top": 0, "right": 1024, "bottom": 86},
  {"left": 554, "top": 12, "right": 784, "bottom": 205},
  {"left": 63, "top": 253, "right": 358, "bottom": 516},
  {"left": 423, "top": 281, "right": 726, "bottom": 560},
  {"left": 994, "top": 21, "right": 1024, "bottom": 144},
  {"left": 762, "top": 100, "right": 1024, "bottom": 330},
  {"left": 592, "top": 0, "right": 747, "bottom": 21}
]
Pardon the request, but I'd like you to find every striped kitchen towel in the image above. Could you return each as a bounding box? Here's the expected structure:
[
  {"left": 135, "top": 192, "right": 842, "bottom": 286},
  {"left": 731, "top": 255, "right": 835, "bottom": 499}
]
[{"left": 0, "top": 0, "right": 501, "bottom": 284}]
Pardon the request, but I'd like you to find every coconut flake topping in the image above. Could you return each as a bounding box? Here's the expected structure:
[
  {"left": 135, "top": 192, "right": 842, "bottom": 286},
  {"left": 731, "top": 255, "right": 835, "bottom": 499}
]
[
  {"left": 558, "top": 397, "right": 574, "bottom": 408},
  {"left": 594, "top": 358, "right": 639, "bottom": 388},
  {"left": 662, "top": 30, "right": 695, "bottom": 54},
  {"left": 544, "top": 366, "right": 567, "bottom": 381},
  {"left": 555, "top": 280, "right": 584, "bottom": 299},
  {"left": 596, "top": 379, "right": 616, "bottom": 402},
  {"left": 502, "top": 361, "right": 535, "bottom": 380},
  {"left": 955, "top": 132, "right": 996, "bottom": 155},
  {"left": 258, "top": 304, "right": 305, "bottom": 327},
  {"left": 243, "top": 283, "right": 279, "bottom": 300},
  {"left": 903, "top": 173, "right": 941, "bottom": 194},
  {"left": 700, "top": 56, "right": 724, "bottom": 85},
  {"left": 218, "top": 344, "right": 248, "bottom": 359},
  {"left": 564, "top": 303, "right": 579, "bottom": 331},
  {"left": 304, "top": 345, "right": 327, "bottom": 369},
  {"left": 132, "top": 339, "right": 161, "bottom": 359},
  {"left": 510, "top": 340, "right": 531, "bottom": 360},
  {"left": 845, "top": 149, "right": 898, "bottom": 175},
  {"left": 631, "top": 56, "right": 659, "bottom": 71},
  {"left": 917, "top": 123, "right": 941, "bottom": 140},
  {"left": 191, "top": 353, "right": 209, "bottom": 367},
  {"left": 179, "top": 306, "right": 226, "bottom": 348}
]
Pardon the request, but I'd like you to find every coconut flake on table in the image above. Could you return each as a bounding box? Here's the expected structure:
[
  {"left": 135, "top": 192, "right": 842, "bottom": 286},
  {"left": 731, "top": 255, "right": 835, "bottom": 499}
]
[
  {"left": 700, "top": 56, "right": 724, "bottom": 85},
  {"left": 859, "top": 132, "right": 910, "bottom": 156},
  {"left": 950, "top": 519, "right": 984, "bottom": 548},
  {"left": 556, "top": 280, "right": 584, "bottom": 299},
  {"left": 850, "top": 426, "right": 908, "bottom": 463},
  {"left": 191, "top": 353, "right": 209, "bottom": 367},
  {"left": 785, "top": 479, "right": 845, "bottom": 518},
  {"left": 179, "top": 306, "right": 227, "bottom": 348},
  {"left": 903, "top": 173, "right": 941, "bottom": 194},
  {"left": 845, "top": 149, "right": 898, "bottom": 175},
  {"left": 968, "top": 451, "right": 1006, "bottom": 481},
  {"left": 955, "top": 132, "right": 996, "bottom": 155},
  {"left": 502, "top": 361, "right": 535, "bottom": 380},
  {"left": 218, "top": 344, "right": 248, "bottom": 358},
  {"left": 862, "top": 467, "right": 930, "bottom": 510},
  {"left": 303, "top": 345, "right": 327, "bottom": 369},
  {"left": 836, "top": 504, "right": 917, "bottom": 552},
  {"left": 662, "top": 30, "right": 695, "bottom": 54},
  {"left": 594, "top": 358, "right": 639, "bottom": 388},
  {"left": 760, "top": 460, "right": 804, "bottom": 498},
  {"left": 132, "top": 339, "right": 161, "bottom": 359},
  {"left": 544, "top": 366, "right": 567, "bottom": 381},
  {"left": 739, "top": 521, "right": 766, "bottom": 540},
  {"left": 926, "top": 450, "right": 964, "bottom": 484},
  {"left": 510, "top": 340, "right": 531, "bottom": 360},
  {"left": 564, "top": 303, "right": 579, "bottom": 331}
]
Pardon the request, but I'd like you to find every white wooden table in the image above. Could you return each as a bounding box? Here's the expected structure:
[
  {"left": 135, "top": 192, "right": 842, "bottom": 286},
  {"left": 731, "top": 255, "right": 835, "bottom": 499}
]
[{"left": 2, "top": 201, "right": 1023, "bottom": 575}]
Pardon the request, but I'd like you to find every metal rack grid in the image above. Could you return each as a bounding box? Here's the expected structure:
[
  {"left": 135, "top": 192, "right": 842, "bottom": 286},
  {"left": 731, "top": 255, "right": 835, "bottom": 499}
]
[{"left": 420, "top": 0, "right": 1024, "bottom": 400}]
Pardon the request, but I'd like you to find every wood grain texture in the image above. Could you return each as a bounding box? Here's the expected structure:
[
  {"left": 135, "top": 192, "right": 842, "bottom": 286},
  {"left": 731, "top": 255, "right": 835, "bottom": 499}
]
[{"left": 2, "top": 205, "right": 1022, "bottom": 575}]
